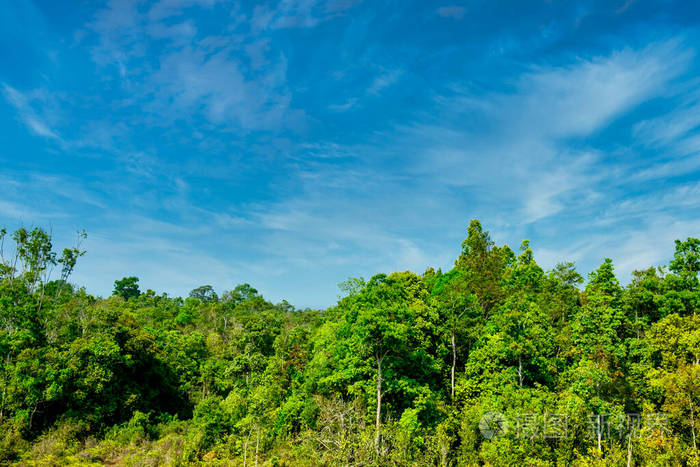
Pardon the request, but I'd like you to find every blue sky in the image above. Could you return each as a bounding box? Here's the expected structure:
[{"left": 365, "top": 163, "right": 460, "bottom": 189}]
[{"left": 1, "top": 0, "right": 700, "bottom": 308}]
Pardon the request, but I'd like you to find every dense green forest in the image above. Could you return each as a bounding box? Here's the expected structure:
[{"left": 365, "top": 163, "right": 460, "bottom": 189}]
[{"left": 0, "top": 221, "right": 698, "bottom": 466}]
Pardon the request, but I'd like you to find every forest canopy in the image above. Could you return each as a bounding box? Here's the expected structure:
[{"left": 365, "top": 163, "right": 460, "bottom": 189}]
[{"left": 0, "top": 221, "right": 698, "bottom": 465}]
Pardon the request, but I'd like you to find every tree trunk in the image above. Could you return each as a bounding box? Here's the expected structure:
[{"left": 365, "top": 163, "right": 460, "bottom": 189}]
[
  {"left": 0, "top": 384, "right": 5, "bottom": 423},
  {"left": 518, "top": 356, "right": 523, "bottom": 388},
  {"left": 691, "top": 402, "right": 697, "bottom": 451},
  {"left": 255, "top": 427, "right": 260, "bottom": 467},
  {"left": 243, "top": 431, "right": 250, "bottom": 467},
  {"left": 0, "top": 354, "right": 7, "bottom": 423},
  {"left": 375, "top": 356, "right": 383, "bottom": 458},
  {"left": 451, "top": 330, "right": 456, "bottom": 402},
  {"left": 626, "top": 430, "right": 632, "bottom": 467},
  {"left": 29, "top": 403, "right": 38, "bottom": 431}
]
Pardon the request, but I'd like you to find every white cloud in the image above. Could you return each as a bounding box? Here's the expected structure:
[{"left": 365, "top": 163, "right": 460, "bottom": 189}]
[
  {"left": 0, "top": 200, "right": 52, "bottom": 222},
  {"left": 508, "top": 41, "right": 690, "bottom": 137},
  {"left": 329, "top": 68, "right": 403, "bottom": 112},
  {"left": 1, "top": 84, "right": 61, "bottom": 140},
  {"left": 85, "top": 0, "right": 306, "bottom": 133},
  {"left": 251, "top": 0, "right": 360, "bottom": 32},
  {"left": 368, "top": 68, "right": 403, "bottom": 95},
  {"left": 630, "top": 151, "right": 700, "bottom": 182},
  {"left": 608, "top": 217, "right": 700, "bottom": 280},
  {"left": 634, "top": 99, "right": 700, "bottom": 148},
  {"left": 329, "top": 97, "right": 358, "bottom": 111},
  {"left": 147, "top": 0, "right": 224, "bottom": 21},
  {"left": 149, "top": 47, "right": 296, "bottom": 130},
  {"left": 395, "top": 39, "right": 692, "bottom": 228}
]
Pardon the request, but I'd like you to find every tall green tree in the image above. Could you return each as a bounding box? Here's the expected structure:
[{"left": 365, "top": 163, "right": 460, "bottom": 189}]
[
  {"left": 430, "top": 270, "right": 480, "bottom": 402},
  {"left": 113, "top": 277, "right": 140, "bottom": 300},
  {"left": 455, "top": 220, "right": 512, "bottom": 318},
  {"left": 189, "top": 285, "right": 218, "bottom": 303}
]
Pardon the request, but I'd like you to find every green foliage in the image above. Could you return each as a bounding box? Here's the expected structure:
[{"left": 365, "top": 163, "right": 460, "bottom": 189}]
[
  {"left": 1, "top": 222, "right": 699, "bottom": 465},
  {"left": 189, "top": 285, "right": 218, "bottom": 303},
  {"left": 113, "top": 276, "right": 140, "bottom": 300}
]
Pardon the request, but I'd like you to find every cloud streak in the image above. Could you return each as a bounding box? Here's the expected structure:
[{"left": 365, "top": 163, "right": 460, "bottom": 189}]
[{"left": 1, "top": 84, "right": 61, "bottom": 140}]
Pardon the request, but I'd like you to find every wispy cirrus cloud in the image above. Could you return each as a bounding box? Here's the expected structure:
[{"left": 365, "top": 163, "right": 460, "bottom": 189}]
[
  {"left": 251, "top": 0, "right": 361, "bottom": 31},
  {"left": 329, "top": 67, "right": 404, "bottom": 111},
  {"left": 149, "top": 47, "right": 299, "bottom": 131},
  {"left": 368, "top": 68, "right": 403, "bottom": 95},
  {"left": 84, "top": 0, "right": 310, "bottom": 134},
  {"left": 261, "top": 38, "right": 697, "bottom": 288},
  {"left": 1, "top": 84, "right": 61, "bottom": 140},
  {"left": 396, "top": 40, "right": 691, "bottom": 224}
]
